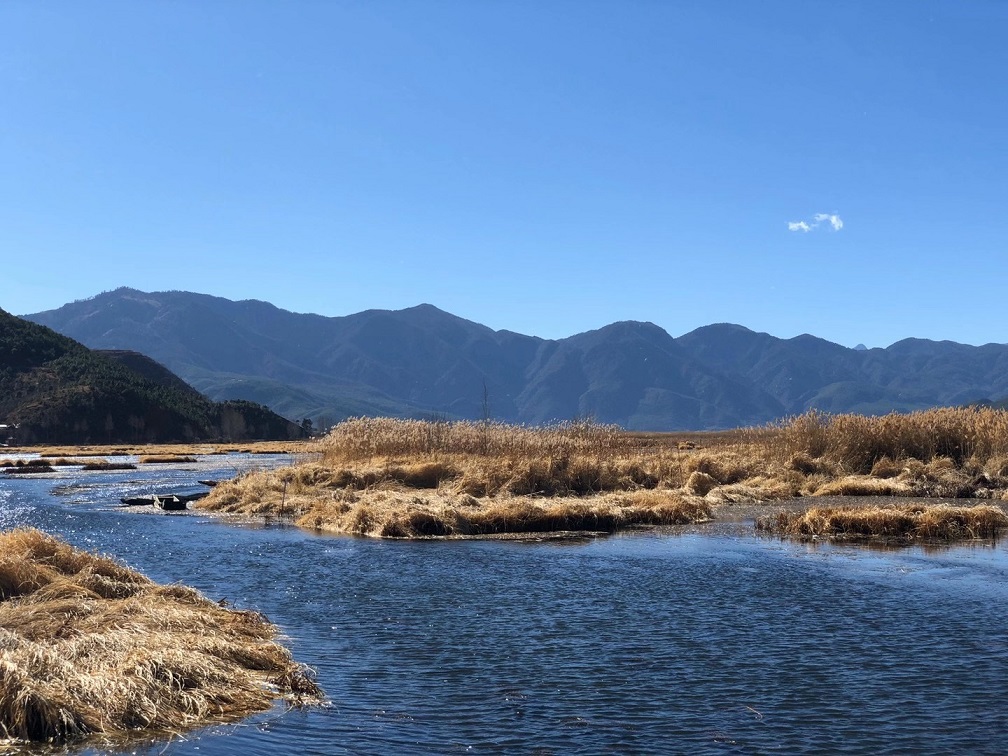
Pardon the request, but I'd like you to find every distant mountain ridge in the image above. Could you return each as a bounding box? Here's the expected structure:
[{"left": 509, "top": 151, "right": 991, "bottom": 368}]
[{"left": 25, "top": 287, "right": 1008, "bottom": 431}]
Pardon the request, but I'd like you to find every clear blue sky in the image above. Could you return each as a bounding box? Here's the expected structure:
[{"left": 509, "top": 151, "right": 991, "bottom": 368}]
[{"left": 2, "top": 1, "right": 1006, "bottom": 348}]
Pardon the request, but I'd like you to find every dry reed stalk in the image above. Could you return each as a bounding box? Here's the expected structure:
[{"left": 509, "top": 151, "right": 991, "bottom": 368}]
[
  {"left": 771, "top": 407, "right": 1008, "bottom": 472},
  {"left": 7, "top": 442, "right": 308, "bottom": 459},
  {"left": 287, "top": 489, "right": 712, "bottom": 538},
  {"left": 194, "top": 413, "right": 1008, "bottom": 538},
  {"left": 0, "top": 529, "right": 322, "bottom": 746},
  {"left": 80, "top": 460, "right": 137, "bottom": 471},
  {"left": 756, "top": 503, "right": 1008, "bottom": 542},
  {"left": 811, "top": 476, "right": 912, "bottom": 497}
]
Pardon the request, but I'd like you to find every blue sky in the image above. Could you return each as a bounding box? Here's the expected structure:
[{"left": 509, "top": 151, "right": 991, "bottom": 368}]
[{"left": 2, "top": 1, "right": 1006, "bottom": 348}]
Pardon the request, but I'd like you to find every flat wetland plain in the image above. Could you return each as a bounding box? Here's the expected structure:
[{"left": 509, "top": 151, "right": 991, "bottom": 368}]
[
  {"left": 4, "top": 409, "right": 1008, "bottom": 750},
  {"left": 8, "top": 410, "right": 1008, "bottom": 544},
  {"left": 193, "top": 410, "right": 1008, "bottom": 543}
]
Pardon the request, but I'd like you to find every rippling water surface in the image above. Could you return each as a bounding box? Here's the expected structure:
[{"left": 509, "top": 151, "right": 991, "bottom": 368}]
[{"left": 2, "top": 456, "right": 1007, "bottom": 754}]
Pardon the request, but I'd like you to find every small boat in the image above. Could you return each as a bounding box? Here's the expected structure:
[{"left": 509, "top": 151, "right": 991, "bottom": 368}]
[
  {"left": 153, "top": 494, "right": 186, "bottom": 511},
  {"left": 120, "top": 496, "right": 155, "bottom": 507},
  {"left": 119, "top": 491, "right": 209, "bottom": 509}
]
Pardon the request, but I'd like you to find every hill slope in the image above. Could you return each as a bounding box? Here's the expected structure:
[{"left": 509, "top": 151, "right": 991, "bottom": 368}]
[
  {"left": 1, "top": 307, "right": 303, "bottom": 444},
  {"left": 26, "top": 288, "right": 1008, "bottom": 430}
]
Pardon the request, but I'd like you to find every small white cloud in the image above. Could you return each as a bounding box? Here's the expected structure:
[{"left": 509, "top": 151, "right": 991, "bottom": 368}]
[
  {"left": 789, "top": 212, "right": 844, "bottom": 233},
  {"left": 814, "top": 212, "right": 844, "bottom": 231}
]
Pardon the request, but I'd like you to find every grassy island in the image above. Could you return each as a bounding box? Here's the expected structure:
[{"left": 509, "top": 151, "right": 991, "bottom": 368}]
[
  {"left": 0, "top": 529, "right": 322, "bottom": 746},
  {"left": 757, "top": 502, "right": 1008, "bottom": 542},
  {"left": 196, "top": 409, "right": 1008, "bottom": 541}
]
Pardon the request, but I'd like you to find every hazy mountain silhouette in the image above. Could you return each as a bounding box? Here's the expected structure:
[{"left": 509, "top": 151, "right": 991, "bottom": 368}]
[{"left": 25, "top": 288, "right": 1008, "bottom": 430}]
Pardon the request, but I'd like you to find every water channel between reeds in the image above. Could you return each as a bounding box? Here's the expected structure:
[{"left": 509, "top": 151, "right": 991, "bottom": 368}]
[{"left": 1, "top": 453, "right": 1007, "bottom": 754}]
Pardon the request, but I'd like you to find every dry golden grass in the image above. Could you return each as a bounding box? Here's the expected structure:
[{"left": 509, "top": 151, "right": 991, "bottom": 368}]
[
  {"left": 294, "top": 490, "right": 712, "bottom": 538},
  {"left": 194, "top": 410, "right": 1008, "bottom": 539},
  {"left": 80, "top": 459, "right": 137, "bottom": 471},
  {"left": 756, "top": 503, "right": 1008, "bottom": 542},
  {"left": 138, "top": 454, "right": 198, "bottom": 464},
  {"left": 747, "top": 407, "right": 1008, "bottom": 472},
  {"left": 0, "top": 529, "right": 323, "bottom": 746},
  {"left": 811, "top": 476, "right": 913, "bottom": 497},
  {"left": 1, "top": 460, "right": 55, "bottom": 475},
  {"left": 197, "top": 419, "right": 750, "bottom": 537},
  {"left": 8, "top": 441, "right": 308, "bottom": 458}
]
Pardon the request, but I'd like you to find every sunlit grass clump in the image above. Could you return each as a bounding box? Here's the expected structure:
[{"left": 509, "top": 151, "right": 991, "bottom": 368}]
[
  {"left": 756, "top": 503, "right": 1008, "bottom": 542},
  {"left": 138, "top": 454, "right": 198, "bottom": 464},
  {"left": 198, "top": 418, "right": 765, "bottom": 537},
  {"left": 0, "top": 529, "right": 323, "bottom": 746},
  {"left": 1, "top": 459, "right": 55, "bottom": 474},
  {"left": 196, "top": 409, "right": 1008, "bottom": 539}
]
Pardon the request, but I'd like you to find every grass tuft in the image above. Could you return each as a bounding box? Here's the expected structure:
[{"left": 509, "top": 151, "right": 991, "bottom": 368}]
[
  {"left": 138, "top": 455, "right": 198, "bottom": 464},
  {"left": 194, "top": 410, "right": 1008, "bottom": 539},
  {"left": 0, "top": 529, "right": 323, "bottom": 745},
  {"left": 756, "top": 503, "right": 1008, "bottom": 542}
]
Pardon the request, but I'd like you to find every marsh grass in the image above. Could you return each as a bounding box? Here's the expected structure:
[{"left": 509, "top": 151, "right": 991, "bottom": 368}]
[
  {"left": 81, "top": 459, "right": 137, "bottom": 471},
  {"left": 196, "top": 409, "right": 1008, "bottom": 539},
  {"left": 2, "top": 460, "right": 55, "bottom": 474},
  {"left": 9, "top": 441, "right": 309, "bottom": 458},
  {"left": 198, "top": 419, "right": 752, "bottom": 537},
  {"left": 756, "top": 503, "right": 1008, "bottom": 542},
  {"left": 138, "top": 455, "right": 198, "bottom": 464},
  {"left": 750, "top": 407, "right": 1008, "bottom": 472},
  {"left": 0, "top": 529, "right": 323, "bottom": 745}
]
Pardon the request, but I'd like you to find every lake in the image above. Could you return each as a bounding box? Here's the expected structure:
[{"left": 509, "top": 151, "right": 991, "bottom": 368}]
[{"left": 2, "top": 454, "right": 1007, "bottom": 754}]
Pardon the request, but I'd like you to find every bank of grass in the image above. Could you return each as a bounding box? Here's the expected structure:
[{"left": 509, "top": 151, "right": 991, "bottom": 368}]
[
  {"left": 7, "top": 440, "right": 308, "bottom": 459},
  {"left": 81, "top": 459, "right": 137, "bottom": 471},
  {"left": 756, "top": 503, "right": 1008, "bottom": 543},
  {"left": 195, "top": 409, "right": 1008, "bottom": 539},
  {"left": 1, "top": 459, "right": 56, "bottom": 474},
  {"left": 198, "top": 418, "right": 764, "bottom": 537},
  {"left": 138, "top": 454, "right": 198, "bottom": 464},
  {"left": 0, "top": 529, "right": 322, "bottom": 746}
]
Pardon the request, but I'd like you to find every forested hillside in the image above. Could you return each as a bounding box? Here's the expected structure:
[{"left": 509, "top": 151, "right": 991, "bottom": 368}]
[{"left": 1, "top": 308, "right": 303, "bottom": 444}]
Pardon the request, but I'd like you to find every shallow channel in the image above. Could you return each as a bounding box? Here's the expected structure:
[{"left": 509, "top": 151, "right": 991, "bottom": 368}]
[{"left": 2, "top": 454, "right": 1007, "bottom": 754}]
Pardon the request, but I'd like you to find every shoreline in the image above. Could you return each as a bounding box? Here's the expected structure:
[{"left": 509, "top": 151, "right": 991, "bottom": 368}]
[
  {"left": 188, "top": 494, "right": 1008, "bottom": 546},
  {"left": 0, "top": 529, "right": 324, "bottom": 747}
]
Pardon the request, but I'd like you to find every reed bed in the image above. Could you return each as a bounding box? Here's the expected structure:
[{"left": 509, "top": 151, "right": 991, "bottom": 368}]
[
  {"left": 196, "top": 409, "right": 1008, "bottom": 539},
  {"left": 0, "top": 529, "right": 323, "bottom": 746},
  {"left": 317, "top": 417, "right": 639, "bottom": 462},
  {"left": 745, "top": 407, "right": 1008, "bottom": 473},
  {"left": 81, "top": 459, "right": 137, "bottom": 471},
  {"left": 2, "top": 460, "right": 55, "bottom": 475},
  {"left": 756, "top": 503, "right": 1008, "bottom": 542},
  {"left": 207, "top": 484, "right": 712, "bottom": 538},
  {"left": 199, "top": 419, "right": 764, "bottom": 537},
  {"left": 9, "top": 441, "right": 309, "bottom": 458},
  {"left": 138, "top": 454, "right": 198, "bottom": 464}
]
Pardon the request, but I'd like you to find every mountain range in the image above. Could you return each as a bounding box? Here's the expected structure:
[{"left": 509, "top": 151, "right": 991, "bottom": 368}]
[
  {"left": 24, "top": 287, "right": 1008, "bottom": 431},
  {"left": 1, "top": 306, "right": 303, "bottom": 444}
]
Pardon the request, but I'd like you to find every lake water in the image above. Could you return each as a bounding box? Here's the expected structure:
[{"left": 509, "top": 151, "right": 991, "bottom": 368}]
[{"left": 2, "top": 455, "right": 1007, "bottom": 754}]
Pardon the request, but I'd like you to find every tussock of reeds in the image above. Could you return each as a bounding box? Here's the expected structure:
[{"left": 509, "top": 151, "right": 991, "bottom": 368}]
[
  {"left": 2, "top": 460, "right": 55, "bottom": 475},
  {"left": 756, "top": 503, "right": 1008, "bottom": 542},
  {"left": 287, "top": 490, "right": 712, "bottom": 539},
  {"left": 7, "top": 441, "right": 307, "bottom": 459},
  {"left": 197, "top": 419, "right": 734, "bottom": 537},
  {"left": 138, "top": 455, "right": 198, "bottom": 464},
  {"left": 0, "top": 529, "right": 322, "bottom": 746},
  {"left": 81, "top": 459, "right": 137, "bottom": 471},
  {"left": 195, "top": 409, "right": 1008, "bottom": 539}
]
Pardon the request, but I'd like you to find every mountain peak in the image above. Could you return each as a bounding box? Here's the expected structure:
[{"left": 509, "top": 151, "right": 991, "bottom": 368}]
[{"left": 23, "top": 289, "right": 1008, "bottom": 430}]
